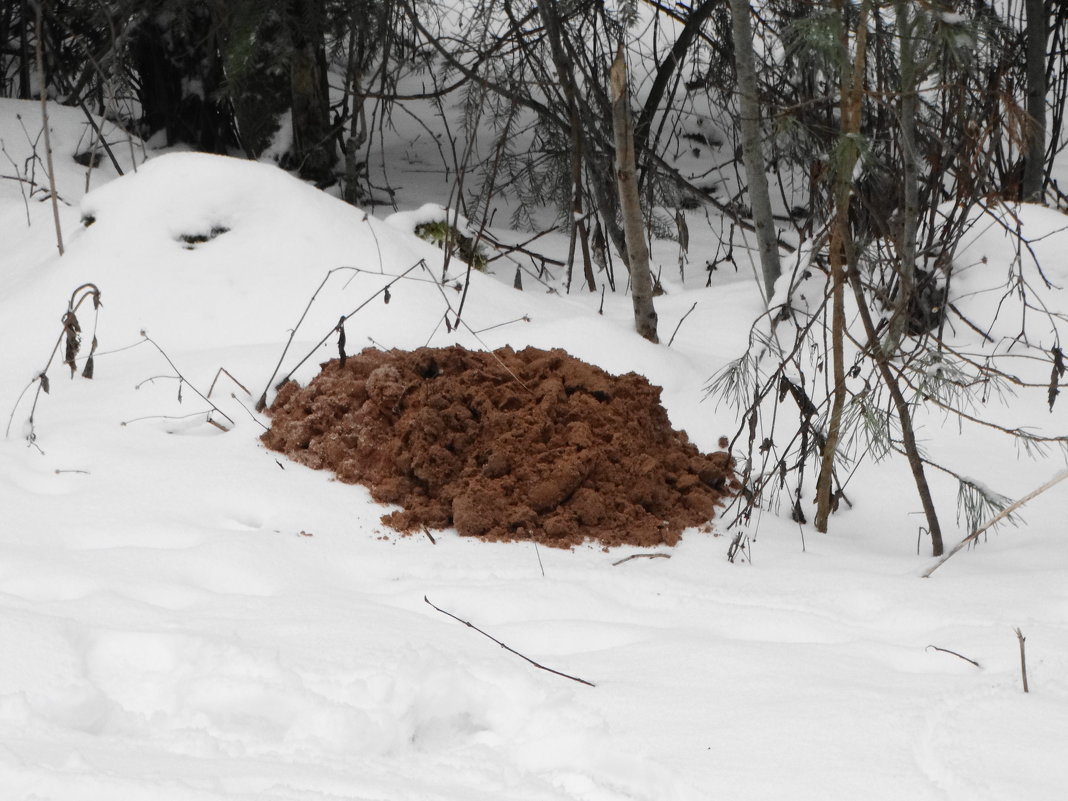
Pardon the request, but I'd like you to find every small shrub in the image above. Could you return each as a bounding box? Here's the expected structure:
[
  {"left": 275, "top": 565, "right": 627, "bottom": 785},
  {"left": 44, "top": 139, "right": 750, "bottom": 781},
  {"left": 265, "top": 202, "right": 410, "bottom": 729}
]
[{"left": 415, "top": 220, "right": 487, "bottom": 271}]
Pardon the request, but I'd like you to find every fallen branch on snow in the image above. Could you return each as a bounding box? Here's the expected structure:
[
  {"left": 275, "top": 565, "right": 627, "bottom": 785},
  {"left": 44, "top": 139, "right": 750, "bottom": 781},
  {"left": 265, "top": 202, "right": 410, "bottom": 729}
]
[
  {"left": 612, "top": 552, "right": 671, "bottom": 566},
  {"left": 925, "top": 644, "right": 981, "bottom": 668},
  {"left": 424, "top": 595, "right": 595, "bottom": 687},
  {"left": 922, "top": 469, "right": 1068, "bottom": 578}
]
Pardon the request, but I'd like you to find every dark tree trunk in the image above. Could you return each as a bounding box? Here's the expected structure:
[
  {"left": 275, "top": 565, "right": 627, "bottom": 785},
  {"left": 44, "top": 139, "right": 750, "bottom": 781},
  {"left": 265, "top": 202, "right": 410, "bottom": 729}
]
[
  {"left": 18, "top": 0, "right": 32, "bottom": 98},
  {"left": 1022, "top": 0, "right": 1047, "bottom": 201},
  {"left": 890, "top": 1, "right": 919, "bottom": 349},
  {"left": 130, "top": 20, "right": 181, "bottom": 143},
  {"left": 287, "top": 0, "right": 336, "bottom": 184},
  {"left": 847, "top": 268, "right": 944, "bottom": 556}
]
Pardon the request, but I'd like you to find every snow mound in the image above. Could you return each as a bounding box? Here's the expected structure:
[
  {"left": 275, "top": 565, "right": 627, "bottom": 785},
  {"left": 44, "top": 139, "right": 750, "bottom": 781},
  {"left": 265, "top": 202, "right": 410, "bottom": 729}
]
[{"left": 61, "top": 152, "right": 445, "bottom": 352}]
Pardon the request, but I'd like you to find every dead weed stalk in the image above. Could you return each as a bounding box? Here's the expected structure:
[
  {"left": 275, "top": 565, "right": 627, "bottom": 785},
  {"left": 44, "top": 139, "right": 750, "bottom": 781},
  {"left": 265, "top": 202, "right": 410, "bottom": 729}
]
[
  {"left": 126, "top": 332, "right": 235, "bottom": 431},
  {"left": 5, "top": 283, "right": 101, "bottom": 446}
]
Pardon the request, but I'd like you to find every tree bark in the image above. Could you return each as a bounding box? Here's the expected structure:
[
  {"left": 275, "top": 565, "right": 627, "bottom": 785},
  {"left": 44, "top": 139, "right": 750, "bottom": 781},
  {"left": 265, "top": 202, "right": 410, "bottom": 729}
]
[
  {"left": 889, "top": 1, "right": 919, "bottom": 348},
  {"left": 1022, "top": 0, "right": 1047, "bottom": 201},
  {"left": 18, "top": 0, "right": 32, "bottom": 98},
  {"left": 610, "top": 44, "right": 658, "bottom": 344},
  {"left": 287, "top": 0, "right": 336, "bottom": 184},
  {"left": 727, "top": 0, "right": 782, "bottom": 304},
  {"left": 815, "top": 2, "right": 868, "bottom": 533}
]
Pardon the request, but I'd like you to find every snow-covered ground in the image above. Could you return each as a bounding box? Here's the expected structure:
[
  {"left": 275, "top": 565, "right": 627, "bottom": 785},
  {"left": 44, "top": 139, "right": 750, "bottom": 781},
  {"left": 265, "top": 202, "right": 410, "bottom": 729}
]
[{"left": 2, "top": 97, "right": 1067, "bottom": 800}]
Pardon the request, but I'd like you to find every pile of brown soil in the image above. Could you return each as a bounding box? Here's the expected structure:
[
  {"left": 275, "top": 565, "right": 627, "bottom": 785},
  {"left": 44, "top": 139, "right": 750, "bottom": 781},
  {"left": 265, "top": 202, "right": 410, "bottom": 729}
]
[{"left": 262, "top": 346, "right": 736, "bottom": 548}]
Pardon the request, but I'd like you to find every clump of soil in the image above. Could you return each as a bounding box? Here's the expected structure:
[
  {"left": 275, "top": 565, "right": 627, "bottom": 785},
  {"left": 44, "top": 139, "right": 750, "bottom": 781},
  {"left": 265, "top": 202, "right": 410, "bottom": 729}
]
[{"left": 262, "top": 346, "right": 737, "bottom": 548}]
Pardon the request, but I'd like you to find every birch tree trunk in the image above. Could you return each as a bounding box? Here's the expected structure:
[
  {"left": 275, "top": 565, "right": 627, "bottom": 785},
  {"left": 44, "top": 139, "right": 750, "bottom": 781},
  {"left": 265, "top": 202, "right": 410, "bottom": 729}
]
[
  {"left": 727, "top": 0, "right": 782, "bottom": 304},
  {"left": 610, "top": 44, "right": 659, "bottom": 344}
]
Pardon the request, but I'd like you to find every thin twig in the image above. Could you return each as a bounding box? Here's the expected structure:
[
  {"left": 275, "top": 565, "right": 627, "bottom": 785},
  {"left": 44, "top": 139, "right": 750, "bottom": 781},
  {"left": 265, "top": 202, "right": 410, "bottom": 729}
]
[
  {"left": 481, "top": 226, "right": 565, "bottom": 267},
  {"left": 612, "top": 552, "right": 672, "bottom": 566},
  {"left": 420, "top": 262, "right": 535, "bottom": 394},
  {"left": 208, "top": 367, "right": 251, "bottom": 398},
  {"left": 1, "top": 139, "right": 33, "bottom": 224},
  {"left": 121, "top": 410, "right": 220, "bottom": 426},
  {"left": 423, "top": 596, "right": 595, "bottom": 687},
  {"left": 472, "top": 315, "right": 532, "bottom": 335},
  {"left": 76, "top": 100, "right": 123, "bottom": 176},
  {"left": 422, "top": 526, "right": 437, "bottom": 545},
  {"left": 140, "top": 333, "right": 235, "bottom": 430},
  {"left": 925, "top": 644, "right": 981, "bottom": 668},
  {"left": 257, "top": 260, "right": 426, "bottom": 410},
  {"left": 667, "top": 302, "right": 698, "bottom": 347},
  {"left": 255, "top": 266, "right": 360, "bottom": 410},
  {"left": 230, "top": 393, "right": 269, "bottom": 430}
]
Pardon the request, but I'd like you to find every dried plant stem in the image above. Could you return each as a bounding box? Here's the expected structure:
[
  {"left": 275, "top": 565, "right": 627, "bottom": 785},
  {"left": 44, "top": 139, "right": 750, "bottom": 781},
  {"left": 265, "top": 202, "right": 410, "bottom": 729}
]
[
  {"left": 422, "top": 266, "right": 534, "bottom": 394},
  {"left": 34, "top": 3, "right": 63, "bottom": 256},
  {"left": 923, "top": 469, "right": 1068, "bottom": 577},
  {"left": 667, "top": 302, "right": 698, "bottom": 347},
  {"left": 1, "top": 141, "right": 33, "bottom": 225},
  {"left": 5, "top": 283, "right": 100, "bottom": 440},
  {"left": 1015, "top": 628, "right": 1029, "bottom": 693},
  {"left": 612, "top": 552, "right": 671, "bottom": 566},
  {"left": 229, "top": 393, "right": 269, "bottom": 430},
  {"left": 207, "top": 368, "right": 250, "bottom": 398},
  {"left": 140, "top": 333, "right": 235, "bottom": 430},
  {"left": 471, "top": 315, "right": 532, "bottom": 335},
  {"left": 256, "top": 266, "right": 357, "bottom": 410},
  {"left": 256, "top": 261, "right": 424, "bottom": 411},
  {"left": 925, "top": 644, "right": 981, "bottom": 668},
  {"left": 121, "top": 411, "right": 226, "bottom": 429},
  {"left": 424, "top": 596, "right": 595, "bottom": 687}
]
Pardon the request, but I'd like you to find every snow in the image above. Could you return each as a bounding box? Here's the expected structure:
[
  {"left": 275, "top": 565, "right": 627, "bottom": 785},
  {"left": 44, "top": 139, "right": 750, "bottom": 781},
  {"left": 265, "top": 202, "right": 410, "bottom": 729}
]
[
  {"left": 938, "top": 11, "right": 968, "bottom": 25},
  {"left": 2, "top": 98, "right": 1068, "bottom": 801},
  {"left": 385, "top": 201, "right": 475, "bottom": 238}
]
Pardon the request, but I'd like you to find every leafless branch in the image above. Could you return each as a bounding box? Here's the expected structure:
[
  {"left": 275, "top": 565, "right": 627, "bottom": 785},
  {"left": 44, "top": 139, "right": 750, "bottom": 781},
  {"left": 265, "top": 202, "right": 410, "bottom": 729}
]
[{"left": 424, "top": 595, "right": 595, "bottom": 687}]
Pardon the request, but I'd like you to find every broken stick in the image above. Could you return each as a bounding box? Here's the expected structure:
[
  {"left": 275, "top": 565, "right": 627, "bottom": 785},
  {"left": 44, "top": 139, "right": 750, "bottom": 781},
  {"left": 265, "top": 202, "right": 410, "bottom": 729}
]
[{"left": 424, "top": 595, "right": 595, "bottom": 687}]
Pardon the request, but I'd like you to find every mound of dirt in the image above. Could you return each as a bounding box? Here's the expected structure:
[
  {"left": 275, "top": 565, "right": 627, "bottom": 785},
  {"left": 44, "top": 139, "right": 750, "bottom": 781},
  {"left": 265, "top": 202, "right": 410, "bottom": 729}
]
[{"left": 262, "top": 346, "right": 737, "bottom": 548}]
